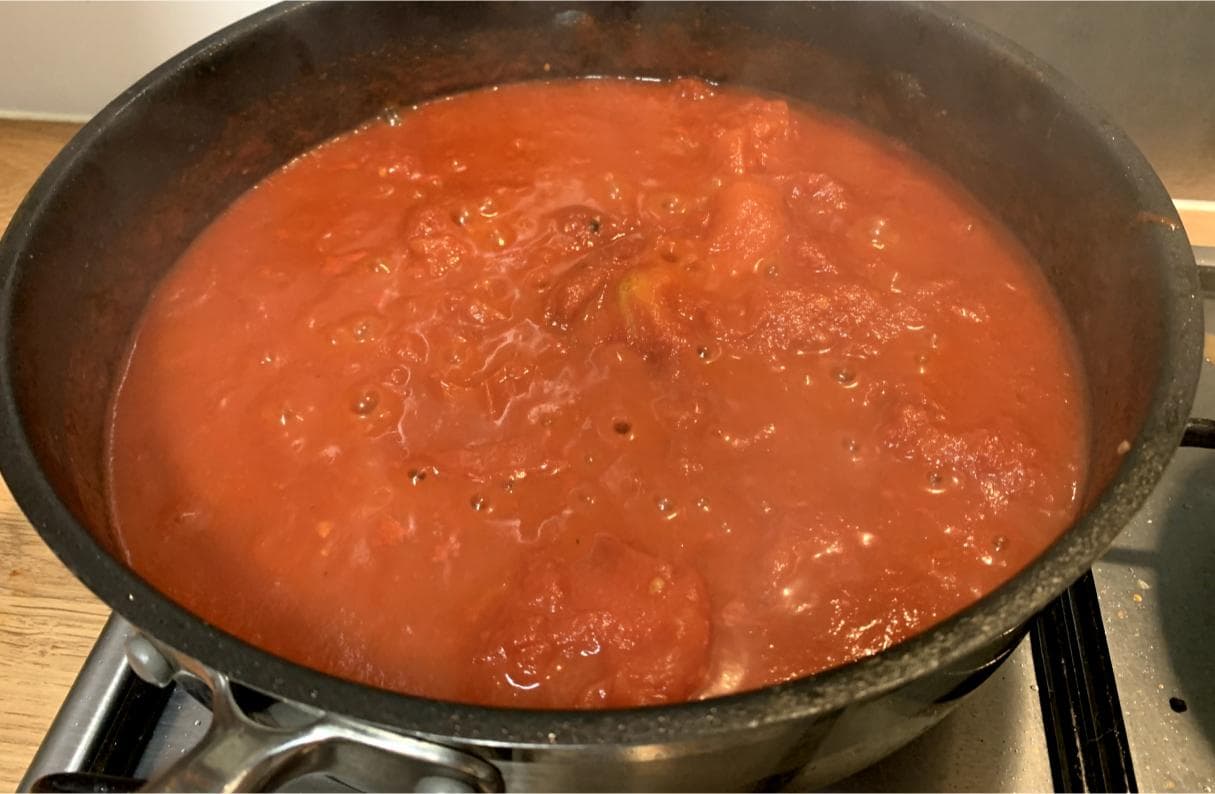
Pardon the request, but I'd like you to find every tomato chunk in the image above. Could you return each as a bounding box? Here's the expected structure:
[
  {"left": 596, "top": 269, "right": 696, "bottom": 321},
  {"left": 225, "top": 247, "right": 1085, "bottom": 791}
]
[{"left": 473, "top": 536, "right": 712, "bottom": 707}]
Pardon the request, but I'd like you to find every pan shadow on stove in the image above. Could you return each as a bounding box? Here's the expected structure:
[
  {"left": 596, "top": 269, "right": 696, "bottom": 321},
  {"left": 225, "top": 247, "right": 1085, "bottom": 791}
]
[
  {"left": 1097, "top": 444, "right": 1215, "bottom": 788},
  {"left": 1157, "top": 454, "right": 1215, "bottom": 754},
  {"left": 817, "top": 643, "right": 1044, "bottom": 793}
]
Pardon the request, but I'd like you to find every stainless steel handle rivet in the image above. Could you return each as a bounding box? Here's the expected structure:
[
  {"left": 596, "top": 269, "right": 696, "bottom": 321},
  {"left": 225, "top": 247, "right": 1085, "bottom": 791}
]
[
  {"left": 415, "top": 775, "right": 476, "bottom": 793},
  {"left": 124, "top": 634, "right": 175, "bottom": 687}
]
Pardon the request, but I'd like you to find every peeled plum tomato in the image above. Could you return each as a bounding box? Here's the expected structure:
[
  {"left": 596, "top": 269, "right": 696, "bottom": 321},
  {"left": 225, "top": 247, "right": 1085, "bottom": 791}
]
[
  {"left": 106, "top": 78, "right": 1087, "bottom": 709},
  {"left": 475, "top": 536, "right": 711, "bottom": 708}
]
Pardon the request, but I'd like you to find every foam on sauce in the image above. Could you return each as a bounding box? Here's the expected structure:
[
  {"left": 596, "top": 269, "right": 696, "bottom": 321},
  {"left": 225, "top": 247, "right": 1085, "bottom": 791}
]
[{"left": 107, "top": 78, "right": 1087, "bottom": 708}]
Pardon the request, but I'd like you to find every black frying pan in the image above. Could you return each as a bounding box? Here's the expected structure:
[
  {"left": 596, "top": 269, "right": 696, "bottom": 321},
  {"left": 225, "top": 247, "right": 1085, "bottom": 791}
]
[{"left": 0, "top": 3, "right": 1204, "bottom": 790}]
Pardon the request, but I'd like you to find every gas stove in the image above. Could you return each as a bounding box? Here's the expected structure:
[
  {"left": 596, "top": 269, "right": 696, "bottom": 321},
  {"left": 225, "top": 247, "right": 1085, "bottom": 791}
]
[{"left": 14, "top": 250, "right": 1213, "bottom": 793}]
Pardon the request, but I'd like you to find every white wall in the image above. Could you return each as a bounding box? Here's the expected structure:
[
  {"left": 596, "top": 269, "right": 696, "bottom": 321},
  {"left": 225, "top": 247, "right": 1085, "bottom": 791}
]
[{"left": 0, "top": 1, "right": 274, "bottom": 121}]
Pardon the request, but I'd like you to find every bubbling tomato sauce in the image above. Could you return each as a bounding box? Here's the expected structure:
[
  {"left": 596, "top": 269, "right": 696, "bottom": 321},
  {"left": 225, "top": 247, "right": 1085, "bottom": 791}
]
[{"left": 107, "top": 78, "right": 1087, "bottom": 709}]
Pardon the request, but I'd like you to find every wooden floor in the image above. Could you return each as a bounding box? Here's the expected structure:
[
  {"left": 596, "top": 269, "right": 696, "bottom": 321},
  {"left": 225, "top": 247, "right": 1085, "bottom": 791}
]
[{"left": 0, "top": 119, "right": 108, "bottom": 792}]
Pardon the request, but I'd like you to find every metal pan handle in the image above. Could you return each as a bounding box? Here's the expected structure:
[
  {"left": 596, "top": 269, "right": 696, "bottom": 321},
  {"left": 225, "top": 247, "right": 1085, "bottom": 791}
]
[
  {"left": 1183, "top": 417, "right": 1214, "bottom": 448},
  {"left": 1185, "top": 251, "right": 1213, "bottom": 449},
  {"left": 1195, "top": 247, "right": 1215, "bottom": 292},
  {"left": 127, "top": 637, "right": 503, "bottom": 794}
]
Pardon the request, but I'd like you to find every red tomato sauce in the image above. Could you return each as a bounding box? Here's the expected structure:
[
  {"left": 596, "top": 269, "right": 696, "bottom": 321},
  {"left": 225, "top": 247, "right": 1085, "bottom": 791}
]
[{"left": 107, "top": 79, "right": 1087, "bottom": 709}]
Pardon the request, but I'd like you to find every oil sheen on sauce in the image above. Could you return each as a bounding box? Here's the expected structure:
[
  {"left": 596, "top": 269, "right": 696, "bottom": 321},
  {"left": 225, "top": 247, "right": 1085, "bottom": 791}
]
[{"left": 107, "top": 79, "right": 1087, "bottom": 709}]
